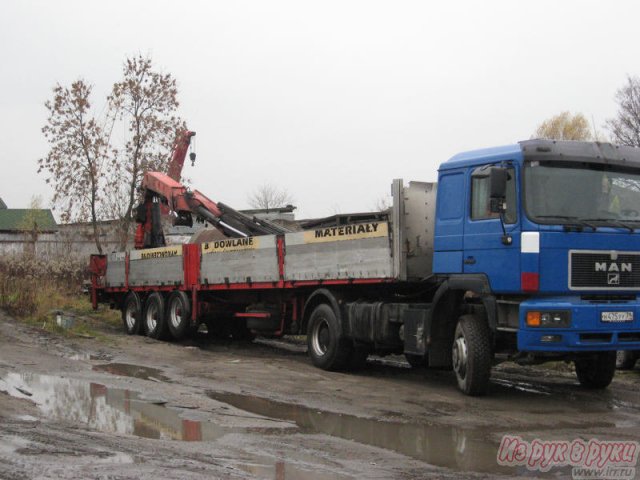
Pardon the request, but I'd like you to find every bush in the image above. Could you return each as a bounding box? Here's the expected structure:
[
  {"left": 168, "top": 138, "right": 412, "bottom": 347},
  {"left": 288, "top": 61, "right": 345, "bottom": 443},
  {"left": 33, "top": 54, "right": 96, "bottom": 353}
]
[{"left": 0, "top": 255, "right": 87, "bottom": 317}]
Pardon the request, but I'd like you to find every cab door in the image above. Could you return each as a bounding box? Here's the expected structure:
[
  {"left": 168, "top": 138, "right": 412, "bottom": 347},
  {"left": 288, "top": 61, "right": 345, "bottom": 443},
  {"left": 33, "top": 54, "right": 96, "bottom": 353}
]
[{"left": 462, "top": 164, "right": 521, "bottom": 293}]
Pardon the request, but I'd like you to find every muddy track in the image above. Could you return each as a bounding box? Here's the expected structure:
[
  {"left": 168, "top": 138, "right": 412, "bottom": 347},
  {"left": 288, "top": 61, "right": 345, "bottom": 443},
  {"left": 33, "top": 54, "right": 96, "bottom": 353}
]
[{"left": 0, "top": 311, "right": 638, "bottom": 479}]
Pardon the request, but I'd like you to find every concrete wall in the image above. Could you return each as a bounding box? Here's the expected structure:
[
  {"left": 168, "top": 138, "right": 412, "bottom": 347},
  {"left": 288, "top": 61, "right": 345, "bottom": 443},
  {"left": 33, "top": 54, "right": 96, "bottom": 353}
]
[{"left": 0, "top": 222, "right": 124, "bottom": 260}]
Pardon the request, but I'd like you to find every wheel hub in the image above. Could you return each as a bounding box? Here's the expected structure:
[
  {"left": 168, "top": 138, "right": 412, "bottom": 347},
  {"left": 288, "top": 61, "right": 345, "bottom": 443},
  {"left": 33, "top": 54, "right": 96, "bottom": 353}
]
[
  {"left": 170, "top": 304, "right": 182, "bottom": 328},
  {"left": 311, "top": 318, "right": 330, "bottom": 357},
  {"left": 147, "top": 305, "right": 158, "bottom": 331},
  {"left": 452, "top": 335, "right": 468, "bottom": 378},
  {"left": 125, "top": 305, "right": 136, "bottom": 329}
]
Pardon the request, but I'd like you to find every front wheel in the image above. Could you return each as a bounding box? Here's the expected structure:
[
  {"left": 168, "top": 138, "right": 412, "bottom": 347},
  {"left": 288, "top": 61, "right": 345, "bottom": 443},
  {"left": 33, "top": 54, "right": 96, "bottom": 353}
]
[
  {"left": 307, "top": 304, "right": 352, "bottom": 371},
  {"left": 575, "top": 352, "right": 616, "bottom": 389},
  {"left": 452, "top": 314, "right": 492, "bottom": 396}
]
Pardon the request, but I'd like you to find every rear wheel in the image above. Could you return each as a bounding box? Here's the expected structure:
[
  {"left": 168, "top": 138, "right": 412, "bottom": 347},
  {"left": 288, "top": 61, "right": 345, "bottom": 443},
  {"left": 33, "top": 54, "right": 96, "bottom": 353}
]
[
  {"left": 166, "top": 291, "right": 191, "bottom": 340},
  {"left": 575, "top": 352, "right": 616, "bottom": 389},
  {"left": 452, "top": 314, "right": 492, "bottom": 396},
  {"left": 616, "top": 350, "right": 638, "bottom": 370},
  {"left": 144, "top": 292, "right": 167, "bottom": 340},
  {"left": 307, "top": 304, "right": 351, "bottom": 371},
  {"left": 122, "top": 292, "right": 142, "bottom": 335}
]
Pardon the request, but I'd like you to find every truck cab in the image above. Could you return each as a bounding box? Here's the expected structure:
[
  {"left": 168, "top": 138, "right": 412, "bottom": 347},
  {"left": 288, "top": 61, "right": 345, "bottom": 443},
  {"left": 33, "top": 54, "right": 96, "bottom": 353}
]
[{"left": 432, "top": 139, "right": 640, "bottom": 392}]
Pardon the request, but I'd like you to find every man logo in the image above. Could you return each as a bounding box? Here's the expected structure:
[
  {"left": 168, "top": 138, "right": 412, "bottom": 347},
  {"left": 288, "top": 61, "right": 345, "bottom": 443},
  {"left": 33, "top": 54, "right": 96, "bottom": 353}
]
[
  {"left": 608, "top": 273, "right": 620, "bottom": 285},
  {"left": 595, "top": 262, "right": 632, "bottom": 272}
]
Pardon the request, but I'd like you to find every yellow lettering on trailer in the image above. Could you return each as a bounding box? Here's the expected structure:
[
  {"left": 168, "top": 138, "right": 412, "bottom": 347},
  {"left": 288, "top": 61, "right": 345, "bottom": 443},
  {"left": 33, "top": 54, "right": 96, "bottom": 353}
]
[
  {"left": 202, "top": 236, "right": 259, "bottom": 254},
  {"left": 303, "top": 222, "right": 388, "bottom": 244},
  {"left": 130, "top": 245, "right": 182, "bottom": 261}
]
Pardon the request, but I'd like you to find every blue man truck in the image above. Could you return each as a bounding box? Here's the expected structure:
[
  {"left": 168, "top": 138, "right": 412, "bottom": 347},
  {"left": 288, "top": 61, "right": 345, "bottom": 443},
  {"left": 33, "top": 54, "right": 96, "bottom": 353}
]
[{"left": 90, "top": 139, "right": 640, "bottom": 395}]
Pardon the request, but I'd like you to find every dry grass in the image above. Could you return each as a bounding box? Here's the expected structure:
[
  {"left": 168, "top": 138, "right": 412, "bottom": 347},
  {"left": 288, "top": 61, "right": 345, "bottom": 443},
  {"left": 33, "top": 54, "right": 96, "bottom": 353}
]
[{"left": 0, "top": 255, "right": 120, "bottom": 339}]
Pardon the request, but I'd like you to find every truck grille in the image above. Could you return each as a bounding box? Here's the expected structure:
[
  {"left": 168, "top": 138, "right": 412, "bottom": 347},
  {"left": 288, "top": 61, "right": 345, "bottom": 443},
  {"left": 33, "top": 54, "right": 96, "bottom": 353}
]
[{"left": 570, "top": 251, "right": 640, "bottom": 290}]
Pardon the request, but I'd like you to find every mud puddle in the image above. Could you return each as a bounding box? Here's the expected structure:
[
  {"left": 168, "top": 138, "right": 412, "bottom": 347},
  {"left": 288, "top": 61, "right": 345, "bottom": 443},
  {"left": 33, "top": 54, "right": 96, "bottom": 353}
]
[
  {"left": 67, "top": 351, "right": 112, "bottom": 362},
  {"left": 209, "top": 392, "right": 518, "bottom": 475},
  {"left": 492, "top": 378, "right": 553, "bottom": 396},
  {"left": 0, "top": 372, "right": 228, "bottom": 441},
  {"left": 67, "top": 353, "right": 99, "bottom": 361},
  {"left": 93, "top": 362, "right": 171, "bottom": 383},
  {"left": 237, "top": 458, "right": 351, "bottom": 480}
]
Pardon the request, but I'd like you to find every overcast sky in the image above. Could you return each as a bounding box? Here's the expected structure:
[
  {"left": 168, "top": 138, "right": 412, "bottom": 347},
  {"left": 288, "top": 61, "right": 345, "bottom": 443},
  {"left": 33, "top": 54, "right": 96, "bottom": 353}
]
[{"left": 0, "top": 0, "right": 638, "bottom": 220}]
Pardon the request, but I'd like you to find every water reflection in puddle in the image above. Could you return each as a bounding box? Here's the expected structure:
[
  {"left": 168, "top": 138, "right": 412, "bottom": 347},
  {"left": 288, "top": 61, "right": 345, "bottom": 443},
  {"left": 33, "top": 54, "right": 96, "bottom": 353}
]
[
  {"left": 238, "top": 459, "right": 351, "bottom": 480},
  {"left": 209, "top": 391, "right": 516, "bottom": 475},
  {"left": 0, "top": 372, "right": 223, "bottom": 441}
]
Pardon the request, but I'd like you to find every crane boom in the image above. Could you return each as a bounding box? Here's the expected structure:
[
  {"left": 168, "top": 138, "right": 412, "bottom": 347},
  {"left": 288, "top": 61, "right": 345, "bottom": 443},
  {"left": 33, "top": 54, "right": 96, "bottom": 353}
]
[
  {"left": 133, "top": 131, "right": 290, "bottom": 249},
  {"left": 167, "top": 130, "right": 196, "bottom": 182}
]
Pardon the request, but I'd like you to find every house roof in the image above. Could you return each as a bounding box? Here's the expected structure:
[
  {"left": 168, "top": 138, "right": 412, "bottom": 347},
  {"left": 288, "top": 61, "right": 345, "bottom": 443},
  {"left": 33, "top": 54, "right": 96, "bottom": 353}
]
[
  {"left": 0, "top": 209, "right": 57, "bottom": 232},
  {"left": 0, "top": 198, "right": 7, "bottom": 209}
]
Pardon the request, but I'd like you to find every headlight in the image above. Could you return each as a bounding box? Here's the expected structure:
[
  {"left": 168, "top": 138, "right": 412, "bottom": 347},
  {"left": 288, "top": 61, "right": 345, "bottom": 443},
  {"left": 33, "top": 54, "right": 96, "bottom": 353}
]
[{"left": 526, "top": 310, "right": 571, "bottom": 328}]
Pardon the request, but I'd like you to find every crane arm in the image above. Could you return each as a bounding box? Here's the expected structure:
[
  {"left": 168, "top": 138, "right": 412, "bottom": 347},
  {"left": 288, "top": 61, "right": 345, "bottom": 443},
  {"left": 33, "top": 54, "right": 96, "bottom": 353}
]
[
  {"left": 134, "top": 172, "right": 290, "bottom": 249},
  {"left": 167, "top": 130, "right": 196, "bottom": 182},
  {"left": 133, "top": 129, "right": 291, "bottom": 249}
]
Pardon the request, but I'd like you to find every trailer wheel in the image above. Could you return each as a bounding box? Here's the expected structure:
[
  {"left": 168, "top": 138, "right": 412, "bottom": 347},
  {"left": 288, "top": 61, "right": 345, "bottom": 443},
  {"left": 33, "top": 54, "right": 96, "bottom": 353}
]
[
  {"left": 307, "top": 304, "right": 351, "bottom": 371},
  {"left": 143, "top": 292, "right": 168, "bottom": 340},
  {"left": 575, "top": 351, "right": 616, "bottom": 389},
  {"left": 166, "top": 291, "right": 191, "bottom": 340},
  {"left": 616, "top": 350, "right": 638, "bottom": 370},
  {"left": 452, "top": 314, "right": 492, "bottom": 396},
  {"left": 122, "top": 292, "right": 142, "bottom": 335}
]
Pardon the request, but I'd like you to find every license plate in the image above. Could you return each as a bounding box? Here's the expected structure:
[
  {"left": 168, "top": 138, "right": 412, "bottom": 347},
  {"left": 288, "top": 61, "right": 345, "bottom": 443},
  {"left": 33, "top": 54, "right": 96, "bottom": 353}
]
[{"left": 601, "top": 311, "right": 634, "bottom": 322}]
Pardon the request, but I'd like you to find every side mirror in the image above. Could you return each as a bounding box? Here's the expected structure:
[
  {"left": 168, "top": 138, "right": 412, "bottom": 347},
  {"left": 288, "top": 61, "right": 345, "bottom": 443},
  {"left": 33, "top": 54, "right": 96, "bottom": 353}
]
[{"left": 489, "top": 167, "right": 508, "bottom": 199}]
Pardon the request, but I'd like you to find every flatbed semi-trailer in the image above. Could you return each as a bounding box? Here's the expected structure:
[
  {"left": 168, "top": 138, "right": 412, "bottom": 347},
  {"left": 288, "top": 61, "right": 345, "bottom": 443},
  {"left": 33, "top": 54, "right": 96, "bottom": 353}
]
[{"left": 91, "top": 139, "right": 640, "bottom": 395}]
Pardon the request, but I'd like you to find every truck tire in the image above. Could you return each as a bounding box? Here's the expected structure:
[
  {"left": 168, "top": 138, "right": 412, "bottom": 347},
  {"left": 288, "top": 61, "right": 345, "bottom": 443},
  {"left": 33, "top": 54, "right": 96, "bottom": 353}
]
[
  {"left": 307, "top": 304, "right": 352, "bottom": 371},
  {"left": 452, "top": 314, "right": 492, "bottom": 396},
  {"left": 575, "top": 352, "right": 616, "bottom": 389},
  {"left": 122, "top": 292, "right": 142, "bottom": 335},
  {"left": 616, "top": 350, "right": 638, "bottom": 370},
  {"left": 166, "top": 291, "right": 191, "bottom": 340},
  {"left": 143, "top": 292, "right": 168, "bottom": 340}
]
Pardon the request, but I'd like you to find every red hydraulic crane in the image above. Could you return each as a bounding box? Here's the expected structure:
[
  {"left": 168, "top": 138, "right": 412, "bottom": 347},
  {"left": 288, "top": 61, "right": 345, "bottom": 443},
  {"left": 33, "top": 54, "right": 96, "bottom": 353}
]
[
  {"left": 167, "top": 130, "right": 196, "bottom": 182},
  {"left": 134, "top": 129, "right": 289, "bottom": 249}
]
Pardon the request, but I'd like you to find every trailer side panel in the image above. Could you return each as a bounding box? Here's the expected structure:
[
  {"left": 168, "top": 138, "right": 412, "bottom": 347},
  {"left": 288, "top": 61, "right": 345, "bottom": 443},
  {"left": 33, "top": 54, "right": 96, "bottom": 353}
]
[{"left": 284, "top": 222, "right": 393, "bottom": 281}]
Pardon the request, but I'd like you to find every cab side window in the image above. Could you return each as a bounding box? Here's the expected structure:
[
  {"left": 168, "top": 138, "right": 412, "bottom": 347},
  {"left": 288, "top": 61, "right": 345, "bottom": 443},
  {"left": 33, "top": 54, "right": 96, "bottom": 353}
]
[{"left": 471, "top": 166, "right": 517, "bottom": 223}]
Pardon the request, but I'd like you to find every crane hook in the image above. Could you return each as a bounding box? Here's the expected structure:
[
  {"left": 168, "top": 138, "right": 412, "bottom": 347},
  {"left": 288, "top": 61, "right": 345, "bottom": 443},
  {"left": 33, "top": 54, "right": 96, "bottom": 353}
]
[{"left": 189, "top": 134, "right": 196, "bottom": 166}]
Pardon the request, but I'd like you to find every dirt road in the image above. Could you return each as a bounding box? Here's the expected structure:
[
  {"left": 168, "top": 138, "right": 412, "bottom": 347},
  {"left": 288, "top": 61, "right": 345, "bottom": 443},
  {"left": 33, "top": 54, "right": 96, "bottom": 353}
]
[{"left": 0, "top": 311, "right": 638, "bottom": 479}]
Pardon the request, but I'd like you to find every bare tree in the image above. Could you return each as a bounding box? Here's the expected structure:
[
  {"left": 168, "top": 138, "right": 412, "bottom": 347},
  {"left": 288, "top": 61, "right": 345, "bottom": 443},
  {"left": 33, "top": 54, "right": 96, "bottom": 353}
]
[
  {"left": 534, "top": 111, "right": 592, "bottom": 141},
  {"left": 39, "top": 80, "right": 107, "bottom": 254},
  {"left": 247, "top": 184, "right": 294, "bottom": 210},
  {"left": 606, "top": 75, "right": 640, "bottom": 147},
  {"left": 109, "top": 55, "right": 186, "bottom": 248},
  {"left": 372, "top": 195, "right": 391, "bottom": 211}
]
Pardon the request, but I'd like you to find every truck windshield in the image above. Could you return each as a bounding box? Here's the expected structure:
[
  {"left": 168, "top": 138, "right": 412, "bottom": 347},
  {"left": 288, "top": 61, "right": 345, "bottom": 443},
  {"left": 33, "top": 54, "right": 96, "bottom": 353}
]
[{"left": 524, "top": 160, "right": 640, "bottom": 226}]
